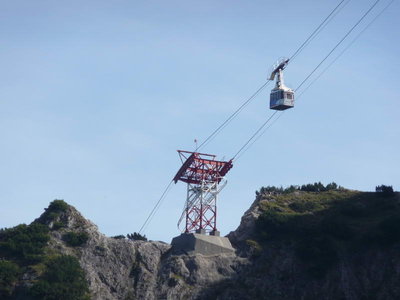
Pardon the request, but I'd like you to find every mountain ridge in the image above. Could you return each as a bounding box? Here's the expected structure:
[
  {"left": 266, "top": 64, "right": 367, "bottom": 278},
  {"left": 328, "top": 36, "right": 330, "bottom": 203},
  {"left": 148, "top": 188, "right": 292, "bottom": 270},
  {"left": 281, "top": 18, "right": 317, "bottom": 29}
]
[{"left": 1, "top": 186, "right": 399, "bottom": 299}]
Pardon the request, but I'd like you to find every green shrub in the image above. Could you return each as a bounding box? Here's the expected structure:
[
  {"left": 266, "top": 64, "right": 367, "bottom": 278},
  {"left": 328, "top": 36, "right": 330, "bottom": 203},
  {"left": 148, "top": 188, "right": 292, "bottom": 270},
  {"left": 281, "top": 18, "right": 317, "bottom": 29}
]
[
  {"left": 289, "top": 200, "right": 322, "bottom": 213},
  {"left": 0, "top": 260, "right": 20, "bottom": 297},
  {"left": 256, "top": 207, "right": 318, "bottom": 239},
  {"left": 51, "top": 221, "right": 65, "bottom": 231},
  {"left": 256, "top": 182, "right": 342, "bottom": 198},
  {"left": 38, "top": 200, "right": 69, "bottom": 224},
  {"left": 30, "top": 255, "right": 90, "bottom": 300},
  {"left": 46, "top": 212, "right": 59, "bottom": 221},
  {"left": 375, "top": 185, "right": 394, "bottom": 196},
  {"left": 47, "top": 200, "right": 69, "bottom": 213},
  {"left": 127, "top": 232, "right": 147, "bottom": 241},
  {"left": 256, "top": 185, "right": 300, "bottom": 197},
  {"left": 300, "top": 182, "right": 341, "bottom": 192},
  {"left": 112, "top": 235, "right": 126, "bottom": 240},
  {"left": 62, "top": 232, "right": 89, "bottom": 247},
  {"left": 256, "top": 210, "right": 294, "bottom": 237},
  {"left": 0, "top": 223, "right": 49, "bottom": 265},
  {"left": 245, "top": 239, "right": 262, "bottom": 257}
]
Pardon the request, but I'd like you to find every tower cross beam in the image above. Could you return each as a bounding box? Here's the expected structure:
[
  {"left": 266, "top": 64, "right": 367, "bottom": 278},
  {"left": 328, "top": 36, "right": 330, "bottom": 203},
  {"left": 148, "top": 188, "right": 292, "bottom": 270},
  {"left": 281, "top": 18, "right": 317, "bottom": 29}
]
[{"left": 174, "top": 150, "right": 233, "bottom": 234}]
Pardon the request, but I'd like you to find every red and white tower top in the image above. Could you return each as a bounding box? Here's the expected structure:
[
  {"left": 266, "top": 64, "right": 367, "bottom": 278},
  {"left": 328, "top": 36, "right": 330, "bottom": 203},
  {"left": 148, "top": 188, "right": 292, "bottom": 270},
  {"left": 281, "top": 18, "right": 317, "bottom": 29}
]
[
  {"left": 174, "top": 150, "right": 233, "bottom": 234},
  {"left": 174, "top": 150, "right": 233, "bottom": 185}
]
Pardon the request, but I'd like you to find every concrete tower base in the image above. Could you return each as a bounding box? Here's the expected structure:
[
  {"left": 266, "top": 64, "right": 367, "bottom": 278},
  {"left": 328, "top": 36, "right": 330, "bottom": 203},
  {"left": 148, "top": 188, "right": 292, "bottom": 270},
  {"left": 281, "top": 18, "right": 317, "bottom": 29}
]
[{"left": 171, "top": 233, "right": 235, "bottom": 256}]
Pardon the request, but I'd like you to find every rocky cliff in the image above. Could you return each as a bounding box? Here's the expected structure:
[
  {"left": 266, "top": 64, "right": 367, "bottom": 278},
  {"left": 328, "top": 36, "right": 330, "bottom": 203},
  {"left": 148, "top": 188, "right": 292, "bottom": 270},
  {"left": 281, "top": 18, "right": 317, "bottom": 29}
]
[
  {"left": 35, "top": 203, "right": 246, "bottom": 300},
  {"left": 1, "top": 187, "right": 399, "bottom": 300}
]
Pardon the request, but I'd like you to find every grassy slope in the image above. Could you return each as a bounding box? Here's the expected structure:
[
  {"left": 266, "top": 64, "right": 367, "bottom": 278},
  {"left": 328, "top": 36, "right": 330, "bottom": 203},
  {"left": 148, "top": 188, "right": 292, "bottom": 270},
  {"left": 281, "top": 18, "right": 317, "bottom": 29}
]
[
  {"left": 252, "top": 189, "right": 400, "bottom": 276},
  {"left": 204, "top": 189, "right": 400, "bottom": 299}
]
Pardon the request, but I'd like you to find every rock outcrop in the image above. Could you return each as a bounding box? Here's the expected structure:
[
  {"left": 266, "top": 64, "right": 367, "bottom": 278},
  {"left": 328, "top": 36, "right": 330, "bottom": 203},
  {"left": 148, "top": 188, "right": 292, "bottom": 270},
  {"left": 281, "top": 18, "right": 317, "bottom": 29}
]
[
  {"left": 3, "top": 189, "right": 400, "bottom": 300},
  {"left": 35, "top": 204, "right": 246, "bottom": 300}
]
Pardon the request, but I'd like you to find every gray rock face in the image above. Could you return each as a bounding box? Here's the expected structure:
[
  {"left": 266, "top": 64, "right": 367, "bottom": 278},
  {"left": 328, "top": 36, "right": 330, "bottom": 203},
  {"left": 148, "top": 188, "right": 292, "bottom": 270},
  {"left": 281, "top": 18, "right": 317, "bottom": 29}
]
[
  {"left": 227, "top": 195, "right": 271, "bottom": 245},
  {"left": 41, "top": 205, "right": 247, "bottom": 300},
  {"left": 29, "top": 192, "right": 400, "bottom": 300}
]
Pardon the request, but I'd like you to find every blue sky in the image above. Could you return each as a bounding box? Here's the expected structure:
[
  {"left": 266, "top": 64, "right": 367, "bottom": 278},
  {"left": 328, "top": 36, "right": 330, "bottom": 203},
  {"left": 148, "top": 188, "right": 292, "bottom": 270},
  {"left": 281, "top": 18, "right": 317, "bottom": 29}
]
[{"left": 1, "top": 0, "right": 399, "bottom": 242}]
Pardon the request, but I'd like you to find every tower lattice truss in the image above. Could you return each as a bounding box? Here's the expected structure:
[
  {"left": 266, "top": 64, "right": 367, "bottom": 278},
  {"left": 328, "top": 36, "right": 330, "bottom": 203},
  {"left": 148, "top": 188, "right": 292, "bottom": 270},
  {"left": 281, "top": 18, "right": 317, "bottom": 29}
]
[{"left": 173, "top": 150, "right": 233, "bottom": 233}]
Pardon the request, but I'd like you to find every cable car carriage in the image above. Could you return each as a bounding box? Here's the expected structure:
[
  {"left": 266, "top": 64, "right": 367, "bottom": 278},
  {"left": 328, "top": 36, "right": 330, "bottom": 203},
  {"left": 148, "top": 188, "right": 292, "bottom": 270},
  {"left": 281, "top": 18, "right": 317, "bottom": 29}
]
[{"left": 269, "top": 58, "right": 294, "bottom": 111}]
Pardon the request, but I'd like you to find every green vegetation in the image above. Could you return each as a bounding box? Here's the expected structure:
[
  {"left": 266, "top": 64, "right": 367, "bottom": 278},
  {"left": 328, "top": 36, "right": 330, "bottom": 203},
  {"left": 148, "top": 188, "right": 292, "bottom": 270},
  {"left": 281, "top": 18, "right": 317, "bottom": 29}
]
[
  {"left": 0, "top": 223, "right": 50, "bottom": 296},
  {"left": 127, "top": 232, "right": 147, "bottom": 241},
  {"left": 376, "top": 184, "right": 394, "bottom": 196},
  {"left": 0, "top": 200, "right": 91, "bottom": 298},
  {"left": 63, "top": 232, "right": 89, "bottom": 247},
  {"left": 245, "top": 239, "right": 262, "bottom": 257},
  {"left": 255, "top": 182, "right": 342, "bottom": 197},
  {"left": 37, "top": 200, "right": 69, "bottom": 230},
  {"left": 0, "top": 260, "right": 20, "bottom": 298},
  {"left": 47, "top": 199, "right": 69, "bottom": 213},
  {"left": 300, "top": 182, "right": 340, "bottom": 192},
  {"left": 51, "top": 221, "right": 65, "bottom": 231},
  {"left": 112, "top": 235, "right": 126, "bottom": 239},
  {"left": 30, "top": 255, "right": 90, "bottom": 300},
  {"left": 0, "top": 223, "right": 50, "bottom": 265},
  {"left": 254, "top": 187, "right": 400, "bottom": 277}
]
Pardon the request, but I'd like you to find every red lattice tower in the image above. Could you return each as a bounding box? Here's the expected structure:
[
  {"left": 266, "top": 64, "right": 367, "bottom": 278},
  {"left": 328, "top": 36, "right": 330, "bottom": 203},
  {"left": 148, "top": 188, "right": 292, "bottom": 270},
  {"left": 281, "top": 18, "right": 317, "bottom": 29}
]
[{"left": 173, "top": 150, "right": 233, "bottom": 234}]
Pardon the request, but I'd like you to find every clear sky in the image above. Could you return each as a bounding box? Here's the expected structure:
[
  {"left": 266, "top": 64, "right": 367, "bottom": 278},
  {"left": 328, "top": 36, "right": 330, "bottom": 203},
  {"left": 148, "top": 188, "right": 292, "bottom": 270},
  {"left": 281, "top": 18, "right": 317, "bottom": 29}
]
[{"left": 1, "top": 0, "right": 399, "bottom": 242}]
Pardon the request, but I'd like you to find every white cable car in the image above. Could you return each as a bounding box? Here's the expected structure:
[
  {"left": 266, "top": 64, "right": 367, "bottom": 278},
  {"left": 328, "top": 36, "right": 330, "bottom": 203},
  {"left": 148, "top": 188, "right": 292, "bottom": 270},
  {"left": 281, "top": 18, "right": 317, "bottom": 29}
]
[{"left": 269, "top": 58, "right": 294, "bottom": 110}]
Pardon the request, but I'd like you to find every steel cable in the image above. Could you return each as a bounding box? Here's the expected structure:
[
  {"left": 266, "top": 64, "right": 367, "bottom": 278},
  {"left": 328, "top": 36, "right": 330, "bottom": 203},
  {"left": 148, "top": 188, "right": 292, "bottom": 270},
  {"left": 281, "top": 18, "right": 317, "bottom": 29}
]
[
  {"left": 295, "top": 0, "right": 382, "bottom": 92},
  {"left": 196, "top": 0, "right": 349, "bottom": 152},
  {"left": 138, "top": 180, "right": 174, "bottom": 234},
  {"left": 232, "top": 0, "right": 384, "bottom": 161},
  {"left": 297, "top": 0, "right": 395, "bottom": 98},
  {"left": 289, "top": 0, "right": 349, "bottom": 63},
  {"left": 138, "top": 0, "right": 386, "bottom": 234}
]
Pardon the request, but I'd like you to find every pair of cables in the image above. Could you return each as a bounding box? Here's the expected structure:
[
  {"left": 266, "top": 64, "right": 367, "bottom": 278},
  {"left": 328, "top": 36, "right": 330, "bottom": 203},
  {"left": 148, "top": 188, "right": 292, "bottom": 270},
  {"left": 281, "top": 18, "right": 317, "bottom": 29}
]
[
  {"left": 138, "top": 0, "right": 358, "bottom": 234},
  {"left": 138, "top": 0, "right": 392, "bottom": 234},
  {"left": 232, "top": 0, "right": 392, "bottom": 162},
  {"left": 196, "top": 0, "right": 349, "bottom": 153}
]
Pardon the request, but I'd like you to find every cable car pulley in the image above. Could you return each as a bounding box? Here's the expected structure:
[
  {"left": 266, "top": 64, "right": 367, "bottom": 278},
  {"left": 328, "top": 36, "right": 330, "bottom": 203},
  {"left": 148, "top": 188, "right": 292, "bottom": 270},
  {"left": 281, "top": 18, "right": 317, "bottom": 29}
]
[{"left": 269, "top": 58, "right": 294, "bottom": 111}]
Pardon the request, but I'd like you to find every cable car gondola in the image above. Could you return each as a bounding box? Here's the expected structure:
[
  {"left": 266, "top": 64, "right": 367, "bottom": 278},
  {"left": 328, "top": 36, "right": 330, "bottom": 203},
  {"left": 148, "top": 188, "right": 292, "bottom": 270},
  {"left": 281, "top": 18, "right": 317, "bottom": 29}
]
[{"left": 269, "top": 58, "right": 294, "bottom": 111}]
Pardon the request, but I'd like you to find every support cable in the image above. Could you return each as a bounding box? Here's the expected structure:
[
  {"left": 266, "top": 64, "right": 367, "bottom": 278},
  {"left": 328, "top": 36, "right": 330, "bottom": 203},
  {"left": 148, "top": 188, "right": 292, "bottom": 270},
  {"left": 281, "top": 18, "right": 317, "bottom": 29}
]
[
  {"left": 138, "top": 0, "right": 383, "bottom": 234},
  {"left": 196, "top": 80, "right": 271, "bottom": 151},
  {"left": 138, "top": 180, "right": 174, "bottom": 234},
  {"left": 196, "top": 0, "right": 348, "bottom": 152},
  {"left": 232, "top": 0, "right": 384, "bottom": 161},
  {"left": 234, "top": 111, "right": 284, "bottom": 162},
  {"left": 232, "top": 111, "right": 278, "bottom": 160},
  {"left": 297, "top": 0, "right": 395, "bottom": 98},
  {"left": 289, "top": 0, "right": 349, "bottom": 63},
  {"left": 295, "top": 0, "right": 382, "bottom": 92}
]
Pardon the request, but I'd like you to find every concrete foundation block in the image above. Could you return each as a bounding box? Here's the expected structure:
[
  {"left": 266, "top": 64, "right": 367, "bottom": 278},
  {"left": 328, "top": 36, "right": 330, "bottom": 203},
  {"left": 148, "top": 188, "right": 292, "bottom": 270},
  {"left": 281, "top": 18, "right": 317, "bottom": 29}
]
[{"left": 171, "top": 233, "right": 235, "bottom": 256}]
